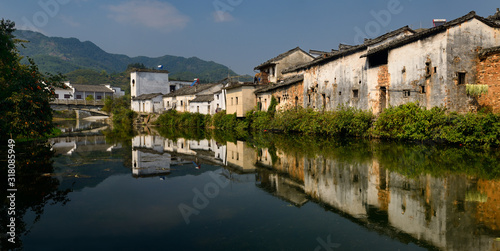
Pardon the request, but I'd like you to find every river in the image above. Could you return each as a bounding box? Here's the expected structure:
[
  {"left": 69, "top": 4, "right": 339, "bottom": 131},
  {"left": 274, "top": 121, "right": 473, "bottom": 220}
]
[{"left": 1, "top": 121, "right": 499, "bottom": 250}]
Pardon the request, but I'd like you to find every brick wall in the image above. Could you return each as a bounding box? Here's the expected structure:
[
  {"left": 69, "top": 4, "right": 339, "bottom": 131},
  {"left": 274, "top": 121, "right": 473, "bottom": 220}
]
[
  {"left": 272, "top": 81, "right": 304, "bottom": 110},
  {"left": 477, "top": 51, "right": 500, "bottom": 113}
]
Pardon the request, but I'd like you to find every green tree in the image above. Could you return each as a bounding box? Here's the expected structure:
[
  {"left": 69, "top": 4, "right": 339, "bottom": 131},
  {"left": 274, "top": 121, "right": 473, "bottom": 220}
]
[{"left": 0, "top": 19, "right": 64, "bottom": 139}]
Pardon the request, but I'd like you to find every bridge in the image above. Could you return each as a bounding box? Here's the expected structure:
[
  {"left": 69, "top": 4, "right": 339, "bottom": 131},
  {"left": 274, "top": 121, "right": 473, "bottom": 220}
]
[{"left": 50, "top": 99, "right": 110, "bottom": 117}]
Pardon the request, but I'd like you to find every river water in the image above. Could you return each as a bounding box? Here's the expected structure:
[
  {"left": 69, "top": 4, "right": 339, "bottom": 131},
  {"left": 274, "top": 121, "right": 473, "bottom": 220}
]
[{"left": 2, "top": 121, "right": 500, "bottom": 250}]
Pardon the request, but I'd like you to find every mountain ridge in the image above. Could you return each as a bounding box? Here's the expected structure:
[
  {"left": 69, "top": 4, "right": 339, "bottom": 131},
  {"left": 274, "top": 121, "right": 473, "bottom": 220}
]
[{"left": 14, "top": 29, "right": 245, "bottom": 83}]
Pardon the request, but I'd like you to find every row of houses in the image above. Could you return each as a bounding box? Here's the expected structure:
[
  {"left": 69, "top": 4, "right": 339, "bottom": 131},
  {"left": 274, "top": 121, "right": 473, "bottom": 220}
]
[
  {"left": 53, "top": 82, "right": 125, "bottom": 100},
  {"left": 132, "top": 10, "right": 500, "bottom": 116}
]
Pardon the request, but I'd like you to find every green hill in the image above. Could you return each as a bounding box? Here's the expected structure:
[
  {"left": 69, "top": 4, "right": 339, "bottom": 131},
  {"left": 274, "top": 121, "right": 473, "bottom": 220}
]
[{"left": 14, "top": 30, "right": 248, "bottom": 83}]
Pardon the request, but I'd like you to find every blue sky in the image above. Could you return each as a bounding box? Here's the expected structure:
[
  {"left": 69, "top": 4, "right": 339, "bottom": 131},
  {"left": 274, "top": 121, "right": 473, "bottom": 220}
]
[{"left": 0, "top": 0, "right": 499, "bottom": 75}]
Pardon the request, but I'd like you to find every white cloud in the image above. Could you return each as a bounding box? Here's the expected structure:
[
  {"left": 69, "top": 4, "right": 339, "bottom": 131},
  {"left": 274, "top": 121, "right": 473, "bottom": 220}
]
[
  {"left": 212, "top": 11, "right": 235, "bottom": 23},
  {"left": 106, "top": 0, "right": 189, "bottom": 32}
]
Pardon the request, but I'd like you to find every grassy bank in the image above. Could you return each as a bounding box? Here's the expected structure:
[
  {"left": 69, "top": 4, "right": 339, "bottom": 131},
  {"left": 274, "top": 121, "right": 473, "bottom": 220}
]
[{"left": 154, "top": 103, "right": 500, "bottom": 148}]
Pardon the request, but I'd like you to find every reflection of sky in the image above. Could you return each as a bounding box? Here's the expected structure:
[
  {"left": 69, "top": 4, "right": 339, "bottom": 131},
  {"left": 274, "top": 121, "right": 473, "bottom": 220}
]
[{"left": 22, "top": 168, "right": 425, "bottom": 251}]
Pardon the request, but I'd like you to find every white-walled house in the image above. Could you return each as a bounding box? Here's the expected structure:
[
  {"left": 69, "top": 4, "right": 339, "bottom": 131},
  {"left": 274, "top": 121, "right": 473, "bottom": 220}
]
[
  {"left": 188, "top": 95, "right": 214, "bottom": 114},
  {"left": 130, "top": 69, "right": 170, "bottom": 99},
  {"left": 52, "top": 82, "right": 119, "bottom": 100},
  {"left": 212, "top": 90, "right": 226, "bottom": 114},
  {"left": 131, "top": 93, "right": 164, "bottom": 113},
  {"left": 163, "top": 83, "right": 223, "bottom": 113}
]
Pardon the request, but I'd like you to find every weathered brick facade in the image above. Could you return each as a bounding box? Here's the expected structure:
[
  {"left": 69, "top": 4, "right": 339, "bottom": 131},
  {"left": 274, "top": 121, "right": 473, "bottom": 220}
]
[
  {"left": 273, "top": 80, "right": 304, "bottom": 110},
  {"left": 477, "top": 48, "right": 500, "bottom": 113}
]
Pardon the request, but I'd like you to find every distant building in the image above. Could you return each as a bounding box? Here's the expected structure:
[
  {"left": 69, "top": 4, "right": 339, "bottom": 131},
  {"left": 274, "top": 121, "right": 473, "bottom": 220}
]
[
  {"left": 163, "top": 83, "right": 223, "bottom": 113},
  {"left": 52, "top": 82, "right": 118, "bottom": 100},
  {"left": 225, "top": 83, "right": 260, "bottom": 117},
  {"left": 131, "top": 93, "right": 164, "bottom": 113}
]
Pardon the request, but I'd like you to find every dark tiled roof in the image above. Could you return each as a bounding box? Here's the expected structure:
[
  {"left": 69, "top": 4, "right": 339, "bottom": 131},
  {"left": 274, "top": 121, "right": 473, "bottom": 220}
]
[
  {"left": 132, "top": 68, "right": 170, "bottom": 74},
  {"left": 487, "top": 8, "right": 500, "bottom": 22},
  {"left": 72, "top": 84, "right": 113, "bottom": 93},
  {"left": 254, "top": 47, "right": 313, "bottom": 70},
  {"left": 362, "top": 11, "right": 500, "bottom": 57},
  {"left": 132, "top": 93, "right": 163, "bottom": 101},
  {"left": 163, "top": 83, "right": 219, "bottom": 97},
  {"left": 479, "top": 45, "right": 500, "bottom": 59},
  {"left": 255, "top": 75, "right": 304, "bottom": 94},
  {"left": 190, "top": 94, "right": 214, "bottom": 103},
  {"left": 282, "top": 26, "right": 415, "bottom": 74},
  {"left": 224, "top": 82, "right": 259, "bottom": 91}
]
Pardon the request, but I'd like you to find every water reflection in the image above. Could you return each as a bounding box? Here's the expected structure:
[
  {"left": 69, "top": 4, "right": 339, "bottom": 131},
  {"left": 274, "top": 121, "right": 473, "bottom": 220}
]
[
  {"left": 53, "top": 119, "right": 108, "bottom": 133},
  {"left": 135, "top": 132, "right": 500, "bottom": 251}
]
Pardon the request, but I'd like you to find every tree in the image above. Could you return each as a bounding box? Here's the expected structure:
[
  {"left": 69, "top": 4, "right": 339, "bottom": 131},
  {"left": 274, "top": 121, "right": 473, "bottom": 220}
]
[{"left": 0, "top": 19, "right": 64, "bottom": 139}]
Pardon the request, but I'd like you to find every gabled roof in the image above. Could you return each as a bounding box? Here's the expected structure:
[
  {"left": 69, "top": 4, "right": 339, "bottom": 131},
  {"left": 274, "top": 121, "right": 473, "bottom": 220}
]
[
  {"left": 254, "top": 47, "right": 313, "bottom": 70},
  {"left": 190, "top": 94, "right": 214, "bottom": 103},
  {"left": 282, "top": 26, "right": 415, "bottom": 74},
  {"left": 132, "top": 93, "right": 163, "bottom": 101},
  {"left": 131, "top": 68, "right": 170, "bottom": 74},
  {"left": 255, "top": 75, "right": 304, "bottom": 94},
  {"left": 224, "top": 82, "right": 259, "bottom": 91},
  {"left": 362, "top": 11, "right": 500, "bottom": 57},
  {"left": 163, "top": 83, "right": 219, "bottom": 97},
  {"left": 479, "top": 45, "right": 500, "bottom": 59},
  {"left": 71, "top": 84, "right": 113, "bottom": 93}
]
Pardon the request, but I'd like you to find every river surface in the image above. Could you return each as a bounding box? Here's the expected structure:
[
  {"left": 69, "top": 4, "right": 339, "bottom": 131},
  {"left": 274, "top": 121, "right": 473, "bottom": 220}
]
[{"left": 1, "top": 122, "right": 500, "bottom": 251}]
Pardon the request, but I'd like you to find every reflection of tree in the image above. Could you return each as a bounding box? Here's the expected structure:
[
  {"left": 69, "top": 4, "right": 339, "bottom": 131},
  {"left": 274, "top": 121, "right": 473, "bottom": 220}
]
[{"left": 0, "top": 141, "right": 71, "bottom": 250}]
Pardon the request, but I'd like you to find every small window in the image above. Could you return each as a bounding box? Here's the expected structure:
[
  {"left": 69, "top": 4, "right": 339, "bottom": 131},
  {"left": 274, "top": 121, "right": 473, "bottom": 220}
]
[
  {"left": 425, "top": 62, "right": 431, "bottom": 76},
  {"left": 339, "top": 91, "right": 342, "bottom": 96},
  {"left": 236, "top": 97, "right": 238, "bottom": 105},
  {"left": 76, "top": 95, "right": 82, "bottom": 99},
  {"left": 217, "top": 95, "right": 219, "bottom": 100},
  {"left": 433, "top": 67, "right": 437, "bottom": 73},
  {"left": 197, "top": 106, "right": 199, "bottom": 113},
  {"left": 97, "top": 96, "right": 102, "bottom": 100},
  {"left": 64, "top": 94, "right": 71, "bottom": 99},
  {"left": 132, "top": 79, "right": 135, "bottom": 86},
  {"left": 457, "top": 72, "right": 466, "bottom": 85},
  {"left": 352, "top": 89, "right": 359, "bottom": 98},
  {"left": 403, "top": 90, "right": 411, "bottom": 97},
  {"left": 55, "top": 94, "right": 59, "bottom": 98},
  {"left": 180, "top": 100, "right": 183, "bottom": 106},
  {"left": 420, "top": 86, "right": 426, "bottom": 94},
  {"left": 167, "top": 101, "right": 170, "bottom": 107}
]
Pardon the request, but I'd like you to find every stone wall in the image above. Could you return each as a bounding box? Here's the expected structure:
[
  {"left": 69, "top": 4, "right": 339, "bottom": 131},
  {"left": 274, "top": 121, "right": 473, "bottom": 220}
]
[{"left": 477, "top": 49, "right": 500, "bottom": 113}]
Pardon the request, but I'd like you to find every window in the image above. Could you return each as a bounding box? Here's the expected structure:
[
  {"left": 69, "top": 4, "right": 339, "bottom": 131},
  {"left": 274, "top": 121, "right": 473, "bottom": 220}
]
[
  {"left": 197, "top": 106, "right": 199, "bottom": 113},
  {"left": 352, "top": 89, "right": 359, "bottom": 98},
  {"left": 170, "top": 85, "right": 176, "bottom": 93},
  {"left": 180, "top": 100, "right": 183, "bottom": 106},
  {"left": 167, "top": 101, "right": 170, "bottom": 107},
  {"left": 434, "top": 67, "right": 437, "bottom": 74},
  {"left": 236, "top": 97, "right": 238, "bottom": 105},
  {"left": 339, "top": 91, "right": 342, "bottom": 96},
  {"left": 55, "top": 94, "right": 59, "bottom": 98},
  {"left": 231, "top": 97, "right": 233, "bottom": 105},
  {"left": 277, "top": 97, "right": 281, "bottom": 103},
  {"left": 420, "top": 86, "right": 426, "bottom": 94},
  {"left": 208, "top": 105, "right": 210, "bottom": 112},
  {"left": 64, "top": 94, "right": 71, "bottom": 99},
  {"left": 132, "top": 79, "right": 135, "bottom": 86},
  {"left": 425, "top": 62, "right": 431, "bottom": 77},
  {"left": 217, "top": 95, "right": 219, "bottom": 100},
  {"left": 76, "top": 95, "right": 82, "bottom": 99},
  {"left": 457, "top": 72, "right": 466, "bottom": 85},
  {"left": 403, "top": 90, "right": 411, "bottom": 97},
  {"left": 97, "top": 96, "right": 102, "bottom": 100}
]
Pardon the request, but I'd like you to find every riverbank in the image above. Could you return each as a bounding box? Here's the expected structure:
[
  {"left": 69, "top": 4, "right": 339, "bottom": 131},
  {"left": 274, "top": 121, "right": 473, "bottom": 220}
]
[{"left": 155, "top": 103, "right": 500, "bottom": 148}]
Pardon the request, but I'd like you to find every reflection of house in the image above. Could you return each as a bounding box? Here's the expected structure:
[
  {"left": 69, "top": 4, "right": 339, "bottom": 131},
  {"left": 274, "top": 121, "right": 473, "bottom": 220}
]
[
  {"left": 132, "top": 135, "right": 171, "bottom": 177},
  {"left": 257, "top": 171, "right": 308, "bottom": 207},
  {"left": 254, "top": 47, "right": 314, "bottom": 84},
  {"left": 226, "top": 141, "right": 256, "bottom": 172},
  {"left": 131, "top": 93, "right": 163, "bottom": 114}
]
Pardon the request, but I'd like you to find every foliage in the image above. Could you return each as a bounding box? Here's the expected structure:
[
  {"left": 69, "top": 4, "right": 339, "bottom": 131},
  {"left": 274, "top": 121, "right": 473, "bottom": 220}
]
[
  {"left": 0, "top": 19, "right": 65, "bottom": 139},
  {"left": 103, "top": 95, "right": 136, "bottom": 137},
  {"left": 155, "top": 110, "right": 211, "bottom": 129},
  {"left": 466, "top": 84, "right": 489, "bottom": 96},
  {"left": 85, "top": 95, "right": 94, "bottom": 101},
  {"left": 372, "top": 102, "right": 500, "bottom": 147}
]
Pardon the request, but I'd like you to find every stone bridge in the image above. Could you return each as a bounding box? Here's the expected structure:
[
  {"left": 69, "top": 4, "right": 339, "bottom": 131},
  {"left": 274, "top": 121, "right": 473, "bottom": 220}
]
[{"left": 50, "top": 99, "right": 110, "bottom": 118}]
